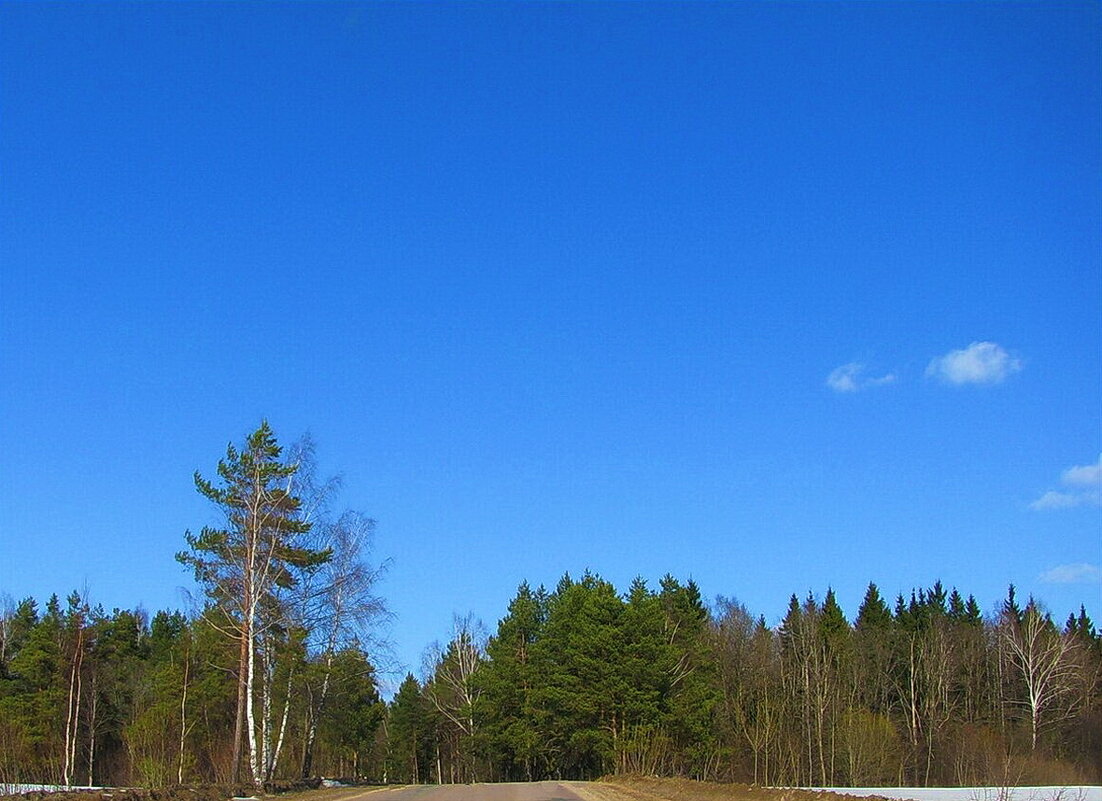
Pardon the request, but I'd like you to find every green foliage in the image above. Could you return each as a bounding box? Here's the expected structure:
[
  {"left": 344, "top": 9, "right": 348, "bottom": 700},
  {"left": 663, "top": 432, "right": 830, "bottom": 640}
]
[
  {"left": 477, "top": 582, "right": 548, "bottom": 781},
  {"left": 0, "top": 598, "right": 383, "bottom": 787},
  {"left": 315, "top": 649, "right": 385, "bottom": 777},
  {"left": 177, "top": 421, "right": 325, "bottom": 612},
  {"left": 387, "top": 674, "right": 432, "bottom": 783},
  {"left": 856, "top": 583, "right": 892, "bottom": 633},
  {"left": 177, "top": 421, "right": 334, "bottom": 786},
  {"left": 529, "top": 572, "right": 625, "bottom": 778}
]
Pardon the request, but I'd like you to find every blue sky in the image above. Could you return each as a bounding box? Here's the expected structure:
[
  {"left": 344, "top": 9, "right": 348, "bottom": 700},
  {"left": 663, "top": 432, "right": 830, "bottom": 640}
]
[{"left": 1, "top": 2, "right": 1099, "bottom": 686}]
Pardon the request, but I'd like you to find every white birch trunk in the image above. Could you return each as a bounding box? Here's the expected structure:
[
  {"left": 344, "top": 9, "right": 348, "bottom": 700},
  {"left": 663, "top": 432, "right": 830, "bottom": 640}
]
[
  {"left": 86, "top": 677, "right": 97, "bottom": 787},
  {"left": 178, "top": 654, "right": 189, "bottom": 785},
  {"left": 261, "top": 640, "right": 272, "bottom": 780},
  {"left": 270, "top": 665, "right": 294, "bottom": 779},
  {"left": 63, "top": 626, "right": 84, "bottom": 787},
  {"left": 246, "top": 606, "right": 262, "bottom": 787}
]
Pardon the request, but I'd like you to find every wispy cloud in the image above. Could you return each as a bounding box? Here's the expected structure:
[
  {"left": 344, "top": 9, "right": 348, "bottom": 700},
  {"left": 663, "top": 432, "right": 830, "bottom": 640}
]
[
  {"left": 1030, "top": 455, "right": 1102, "bottom": 511},
  {"left": 1063, "top": 459, "right": 1102, "bottom": 487},
  {"left": 826, "top": 363, "right": 896, "bottom": 393},
  {"left": 1030, "top": 491, "right": 1084, "bottom": 510},
  {"left": 925, "top": 341, "right": 1022, "bottom": 385},
  {"left": 1039, "top": 563, "right": 1102, "bottom": 585}
]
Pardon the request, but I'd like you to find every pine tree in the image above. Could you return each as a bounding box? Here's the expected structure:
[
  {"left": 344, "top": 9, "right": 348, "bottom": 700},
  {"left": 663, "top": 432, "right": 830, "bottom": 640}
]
[
  {"left": 314, "top": 649, "right": 384, "bottom": 780},
  {"left": 658, "top": 576, "right": 719, "bottom": 779},
  {"left": 177, "top": 421, "right": 330, "bottom": 786},
  {"left": 478, "top": 582, "right": 547, "bottom": 781},
  {"left": 530, "top": 572, "right": 625, "bottom": 779},
  {"left": 388, "top": 674, "right": 431, "bottom": 783},
  {"left": 3, "top": 597, "right": 65, "bottom": 782}
]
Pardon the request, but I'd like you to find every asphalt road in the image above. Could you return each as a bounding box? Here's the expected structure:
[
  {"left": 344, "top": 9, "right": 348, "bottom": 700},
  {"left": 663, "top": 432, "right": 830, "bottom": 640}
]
[{"left": 342, "top": 783, "right": 600, "bottom": 801}]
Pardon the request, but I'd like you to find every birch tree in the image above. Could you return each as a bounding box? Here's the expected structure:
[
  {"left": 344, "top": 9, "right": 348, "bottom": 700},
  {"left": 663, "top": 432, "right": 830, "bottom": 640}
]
[
  {"left": 1000, "top": 597, "right": 1083, "bottom": 750},
  {"left": 424, "top": 614, "right": 486, "bottom": 782},
  {"left": 297, "top": 510, "right": 387, "bottom": 779},
  {"left": 61, "top": 592, "right": 88, "bottom": 787}
]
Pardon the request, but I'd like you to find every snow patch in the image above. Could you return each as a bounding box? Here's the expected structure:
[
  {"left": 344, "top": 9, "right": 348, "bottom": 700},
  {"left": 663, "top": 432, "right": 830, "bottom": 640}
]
[{"left": 810, "top": 788, "right": 1102, "bottom": 801}]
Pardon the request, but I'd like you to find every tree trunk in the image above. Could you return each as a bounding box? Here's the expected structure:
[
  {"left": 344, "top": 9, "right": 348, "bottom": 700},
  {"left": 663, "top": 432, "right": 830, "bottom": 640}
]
[
  {"left": 261, "top": 641, "right": 272, "bottom": 780},
  {"left": 63, "top": 624, "right": 84, "bottom": 787},
  {"left": 178, "top": 654, "right": 190, "bottom": 785},
  {"left": 246, "top": 609, "right": 261, "bottom": 787},
  {"left": 270, "top": 665, "right": 293, "bottom": 780},
  {"left": 232, "top": 630, "right": 248, "bottom": 784},
  {"left": 302, "top": 652, "right": 334, "bottom": 778},
  {"left": 86, "top": 678, "right": 97, "bottom": 787}
]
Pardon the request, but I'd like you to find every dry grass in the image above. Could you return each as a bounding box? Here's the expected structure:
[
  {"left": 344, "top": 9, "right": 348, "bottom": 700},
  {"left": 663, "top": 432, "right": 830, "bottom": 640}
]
[
  {"left": 275, "top": 787, "right": 389, "bottom": 801},
  {"left": 595, "top": 776, "right": 889, "bottom": 801}
]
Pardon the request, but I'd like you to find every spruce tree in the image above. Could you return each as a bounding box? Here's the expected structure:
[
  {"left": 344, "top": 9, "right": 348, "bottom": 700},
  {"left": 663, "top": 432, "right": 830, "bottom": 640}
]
[
  {"left": 855, "top": 584, "right": 892, "bottom": 633},
  {"left": 854, "top": 583, "right": 893, "bottom": 716},
  {"left": 947, "top": 589, "right": 967, "bottom": 622}
]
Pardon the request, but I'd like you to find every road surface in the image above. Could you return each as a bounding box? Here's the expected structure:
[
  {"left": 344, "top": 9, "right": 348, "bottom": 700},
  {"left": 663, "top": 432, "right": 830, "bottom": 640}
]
[{"left": 314, "top": 783, "right": 613, "bottom": 801}]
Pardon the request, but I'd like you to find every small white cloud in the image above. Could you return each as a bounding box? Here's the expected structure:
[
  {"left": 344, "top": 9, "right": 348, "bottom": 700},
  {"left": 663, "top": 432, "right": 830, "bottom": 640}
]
[
  {"left": 826, "top": 363, "right": 896, "bottom": 393},
  {"left": 827, "top": 363, "right": 862, "bottom": 393},
  {"left": 1062, "top": 455, "right": 1102, "bottom": 487},
  {"left": 1039, "top": 563, "right": 1102, "bottom": 584},
  {"left": 1029, "top": 491, "right": 1083, "bottom": 511},
  {"left": 926, "top": 341, "right": 1022, "bottom": 385},
  {"left": 1031, "top": 455, "right": 1102, "bottom": 511}
]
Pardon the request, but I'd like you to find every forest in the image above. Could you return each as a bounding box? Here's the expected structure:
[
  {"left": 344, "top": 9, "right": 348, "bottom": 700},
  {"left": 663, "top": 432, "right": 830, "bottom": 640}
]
[{"left": 1, "top": 424, "right": 1099, "bottom": 790}]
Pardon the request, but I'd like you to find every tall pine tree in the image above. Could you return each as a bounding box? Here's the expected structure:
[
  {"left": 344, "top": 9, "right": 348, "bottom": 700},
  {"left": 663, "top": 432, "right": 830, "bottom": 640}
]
[{"left": 177, "top": 421, "right": 330, "bottom": 786}]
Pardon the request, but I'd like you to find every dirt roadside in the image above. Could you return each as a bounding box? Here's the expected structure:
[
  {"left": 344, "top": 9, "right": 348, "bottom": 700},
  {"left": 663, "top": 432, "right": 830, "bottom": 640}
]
[{"left": 593, "top": 776, "right": 891, "bottom": 801}]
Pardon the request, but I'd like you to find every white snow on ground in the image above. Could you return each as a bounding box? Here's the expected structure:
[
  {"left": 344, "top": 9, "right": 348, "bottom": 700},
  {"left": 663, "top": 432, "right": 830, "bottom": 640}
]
[{"left": 812, "top": 788, "right": 1102, "bottom": 801}]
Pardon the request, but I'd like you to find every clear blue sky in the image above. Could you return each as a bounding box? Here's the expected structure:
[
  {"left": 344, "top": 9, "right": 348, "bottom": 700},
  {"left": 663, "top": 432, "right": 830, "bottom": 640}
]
[{"left": 2, "top": 2, "right": 1099, "bottom": 687}]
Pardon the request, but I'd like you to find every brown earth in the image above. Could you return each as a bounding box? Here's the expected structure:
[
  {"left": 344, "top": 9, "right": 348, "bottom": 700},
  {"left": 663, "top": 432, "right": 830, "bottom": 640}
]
[{"left": 597, "top": 776, "right": 889, "bottom": 801}]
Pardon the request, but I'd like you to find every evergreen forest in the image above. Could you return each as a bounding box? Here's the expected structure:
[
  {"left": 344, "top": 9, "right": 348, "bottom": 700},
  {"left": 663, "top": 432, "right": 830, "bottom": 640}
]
[{"left": 2, "top": 424, "right": 1100, "bottom": 790}]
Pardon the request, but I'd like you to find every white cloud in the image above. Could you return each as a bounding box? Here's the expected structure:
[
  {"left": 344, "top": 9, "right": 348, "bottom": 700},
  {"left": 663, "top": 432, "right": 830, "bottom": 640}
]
[
  {"left": 1062, "top": 455, "right": 1102, "bottom": 487},
  {"left": 827, "top": 363, "right": 861, "bottom": 393},
  {"left": 1039, "top": 563, "right": 1102, "bottom": 585},
  {"left": 1030, "top": 455, "right": 1102, "bottom": 511},
  {"left": 865, "top": 373, "right": 897, "bottom": 388},
  {"left": 826, "top": 363, "right": 896, "bottom": 393},
  {"left": 925, "top": 341, "right": 1022, "bottom": 385},
  {"left": 1029, "top": 491, "right": 1084, "bottom": 511}
]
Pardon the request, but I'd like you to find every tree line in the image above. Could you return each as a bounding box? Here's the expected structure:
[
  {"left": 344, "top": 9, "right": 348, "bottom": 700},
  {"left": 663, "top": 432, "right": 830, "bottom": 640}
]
[
  {"left": 0, "top": 595, "right": 384, "bottom": 788},
  {"left": 392, "top": 574, "right": 1101, "bottom": 788},
  {"left": 2, "top": 423, "right": 1099, "bottom": 788}
]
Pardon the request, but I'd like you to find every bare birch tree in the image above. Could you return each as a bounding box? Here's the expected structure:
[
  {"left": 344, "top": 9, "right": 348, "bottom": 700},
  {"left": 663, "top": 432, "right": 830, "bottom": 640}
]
[
  {"left": 1000, "top": 598, "right": 1083, "bottom": 750},
  {"left": 280, "top": 437, "right": 389, "bottom": 779},
  {"left": 424, "top": 614, "right": 486, "bottom": 782}
]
